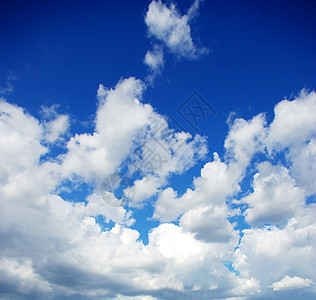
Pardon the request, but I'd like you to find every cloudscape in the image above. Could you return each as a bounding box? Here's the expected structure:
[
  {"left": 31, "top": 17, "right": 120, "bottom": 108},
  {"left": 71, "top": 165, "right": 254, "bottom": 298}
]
[{"left": 0, "top": 0, "right": 315, "bottom": 299}]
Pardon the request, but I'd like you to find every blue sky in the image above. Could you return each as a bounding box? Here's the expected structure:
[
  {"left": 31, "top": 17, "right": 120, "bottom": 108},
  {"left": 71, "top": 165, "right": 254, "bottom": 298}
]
[{"left": 0, "top": 0, "right": 316, "bottom": 299}]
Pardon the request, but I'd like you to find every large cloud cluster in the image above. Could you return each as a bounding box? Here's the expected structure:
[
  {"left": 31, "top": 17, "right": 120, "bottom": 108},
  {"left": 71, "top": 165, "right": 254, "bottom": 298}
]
[
  {"left": 1, "top": 0, "right": 316, "bottom": 297},
  {"left": 0, "top": 79, "right": 315, "bottom": 299}
]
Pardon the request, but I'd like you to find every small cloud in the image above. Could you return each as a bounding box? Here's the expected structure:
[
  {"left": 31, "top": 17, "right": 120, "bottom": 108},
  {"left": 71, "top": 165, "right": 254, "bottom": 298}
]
[
  {"left": 145, "top": 0, "right": 208, "bottom": 59},
  {"left": 40, "top": 104, "right": 70, "bottom": 143},
  {"left": 44, "top": 114, "right": 70, "bottom": 143},
  {"left": 269, "top": 275, "right": 313, "bottom": 291},
  {"left": 144, "top": 44, "right": 164, "bottom": 83},
  {"left": 144, "top": 45, "right": 164, "bottom": 72},
  {"left": 0, "top": 71, "right": 17, "bottom": 95}
]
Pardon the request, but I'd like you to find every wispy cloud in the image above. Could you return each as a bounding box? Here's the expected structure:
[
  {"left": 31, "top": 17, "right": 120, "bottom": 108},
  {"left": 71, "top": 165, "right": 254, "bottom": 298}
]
[{"left": 0, "top": 71, "right": 17, "bottom": 95}]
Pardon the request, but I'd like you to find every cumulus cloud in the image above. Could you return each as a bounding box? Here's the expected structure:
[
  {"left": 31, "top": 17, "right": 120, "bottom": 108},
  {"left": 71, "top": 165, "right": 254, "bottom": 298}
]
[
  {"left": 61, "top": 78, "right": 153, "bottom": 182},
  {"left": 44, "top": 114, "right": 70, "bottom": 143},
  {"left": 179, "top": 205, "right": 236, "bottom": 243},
  {"left": 145, "top": 0, "right": 207, "bottom": 59},
  {"left": 242, "top": 162, "right": 305, "bottom": 226},
  {"left": 1, "top": 88, "right": 316, "bottom": 299},
  {"left": 233, "top": 208, "right": 316, "bottom": 296},
  {"left": 269, "top": 275, "right": 313, "bottom": 291},
  {"left": 0, "top": 99, "right": 47, "bottom": 184},
  {"left": 267, "top": 90, "right": 316, "bottom": 195}
]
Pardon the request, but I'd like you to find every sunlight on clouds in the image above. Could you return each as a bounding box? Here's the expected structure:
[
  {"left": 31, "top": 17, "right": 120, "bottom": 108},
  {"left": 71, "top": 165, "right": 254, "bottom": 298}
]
[
  {"left": 145, "top": 0, "right": 207, "bottom": 59},
  {"left": 267, "top": 90, "right": 316, "bottom": 195},
  {"left": 144, "top": 46, "right": 164, "bottom": 71},
  {"left": 242, "top": 162, "right": 305, "bottom": 226},
  {"left": 269, "top": 275, "right": 313, "bottom": 291},
  {"left": 1, "top": 80, "right": 316, "bottom": 299}
]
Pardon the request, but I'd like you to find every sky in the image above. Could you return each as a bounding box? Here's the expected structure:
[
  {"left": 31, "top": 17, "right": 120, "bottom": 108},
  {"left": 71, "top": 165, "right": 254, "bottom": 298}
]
[{"left": 0, "top": 0, "right": 316, "bottom": 299}]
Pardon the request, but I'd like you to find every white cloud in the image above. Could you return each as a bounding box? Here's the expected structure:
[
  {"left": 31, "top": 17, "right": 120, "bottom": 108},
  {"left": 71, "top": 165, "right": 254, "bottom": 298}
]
[
  {"left": 124, "top": 175, "right": 164, "bottom": 207},
  {"left": 144, "top": 45, "right": 164, "bottom": 84},
  {"left": 267, "top": 90, "right": 316, "bottom": 148},
  {"left": 44, "top": 114, "right": 69, "bottom": 143},
  {"left": 1, "top": 88, "right": 316, "bottom": 299},
  {"left": 145, "top": 0, "right": 207, "bottom": 59},
  {"left": 153, "top": 112, "right": 266, "bottom": 222},
  {"left": 267, "top": 90, "right": 316, "bottom": 195},
  {"left": 0, "top": 99, "right": 47, "bottom": 184},
  {"left": 233, "top": 207, "right": 316, "bottom": 294},
  {"left": 242, "top": 162, "right": 305, "bottom": 226},
  {"left": 61, "top": 77, "right": 154, "bottom": 182},
  {"left": 269, "top": 275, "right": 313, "bottom": 291},
  {"left": 153, "top": 187, "right": 180, "bottom": 222},
  {"left": 224, "top": 114, "right": 266, "bottom": 170},
  {"left": 61, "top": 77, "right": 206, "bottom": 188},
  {"left": 111, "top": 296, "right": 158, "bottom": 300},
  {"left": 179, "top": 205, "right": 236, "bottom": 243},
  {"left": 144, "top": 45, "right": 164, "bottom": 71}
]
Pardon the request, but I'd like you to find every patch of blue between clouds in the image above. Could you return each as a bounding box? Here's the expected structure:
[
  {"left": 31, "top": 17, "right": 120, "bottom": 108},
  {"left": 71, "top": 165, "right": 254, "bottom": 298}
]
[{"left": 222, "top": 260, "right": 240, "bottom": 276}]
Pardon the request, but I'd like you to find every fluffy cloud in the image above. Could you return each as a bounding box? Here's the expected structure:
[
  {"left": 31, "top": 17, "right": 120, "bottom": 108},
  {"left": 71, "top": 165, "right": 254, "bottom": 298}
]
[
  {"left": 224, "top": 114, "right": 266, "bottom": 170},
  {"left": 153, "top": 152, "right": 239, "bottom": 222},
  {"left": 44, "top": 114, "right": 69, "bottom": 143},
  {"left": 61, "top": 77, "right": 154, "bottom": 182},
  {"left": 1, "top": 88, "right": 316, "bottom": 299},
  {"left": 144, "top": 45, "right": 164, "bottom": 72},
  {"left": 153, "top": 111, "right": 266, "bottom": 224},
  {"left": 242, "top": 162, "right": 305, "bottom": 226},
  {"left": 269, "top": 275, "right": 313, "bottom": 291},
  {"left": 267, "top": 90, "right": 316, "bottom": 195},
  {"left": 145, "top": 0, "right": 207, "bottom": 59},
  {"left": 0, "top": 99, "right": 46, "bottom": 183},
  {"left": 233, "top": 208, "right": 316, "bottom": 296},
  {"left": 124, "top": 175, "right": 164, "bottom": 207},
  {"left": 267, "top": 90, "right": 316, "bottom": 148},
  {"left": 179, "top": 205, "right": 236, "bottom": 243}
]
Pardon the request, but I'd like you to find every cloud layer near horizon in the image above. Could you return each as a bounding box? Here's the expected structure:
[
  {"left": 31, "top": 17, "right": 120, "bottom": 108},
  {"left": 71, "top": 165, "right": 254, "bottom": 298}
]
[{"left": 0, "top": 76, "right": 315, "bottom": 299}]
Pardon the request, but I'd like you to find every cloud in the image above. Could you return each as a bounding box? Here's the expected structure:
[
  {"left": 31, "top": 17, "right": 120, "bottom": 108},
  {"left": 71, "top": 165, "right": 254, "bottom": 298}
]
[
  {"left": 0, "top": 257, "right": 53, "bottom": 294},
  {"left": 144, "top": 45, "right": 164, "bottom": 72},
  {"left": 1, "top": 88, "right": 316, "bottom": 299},
  {"left": 144, "top": 45, "right": 164, "bottom": 84},
  {"left": 242, "top": 162, "right": 305, "bottom": 226},
  {"left": 40, "top": 104, "right": 70, "bottom": 143},
  {"left": 267, "top": 90, "right": 316, "bottom": 195},
  {"left": 269, "top": 275, "right": 313, "bottom": 291},
  {"left": 152, "top": 112, "right": 266, "bottom": 224},
  {"left": 224, "top": 114, "right": 266, "bottom": 170},
  {"left": 152, "top": 187, "right": 180, "bottom": 222},
  {"left": 145, "top": 0, "right": 207, "bottom": 59},
  {"left": 44, "top": 114, "right": 70, "bottom": 143},
  {"left": 0, "top": 71, "right": 17, "bottom": 95},
  {"left": 0, "top": 99, "right": 47, "bottom": 183},
  {"left": 61, "top": 77, "right": 154, "bottom": 182},
  {"left": 267, "top": 90, "right": 316, "bottom": 148},
  {"left": 124, "top": 175, "right": 164, "bottom": 207},
  {"left": 153, "top": 152, "right": 237, "bottom": 221},
  {"left": 233, "top": 207, "right": 316, "bottom": 296},
  {"left": 179, "top": 205, "right": 236, "bottom": 243},
  {"left": 111, "top": 296, "right": 158, "bottom": 300}
]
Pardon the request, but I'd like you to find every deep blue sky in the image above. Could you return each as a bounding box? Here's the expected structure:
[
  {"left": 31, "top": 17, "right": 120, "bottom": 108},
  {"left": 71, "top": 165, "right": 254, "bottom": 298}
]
[
  {"left": 1, "top": 1, "right": 315, "bottom": 139},
  {"left": 1, "top": 0, "right": 315, "bottom": 199},
  {"left": 1, "top": 1, "right": 316, "bottom": 297},
  {"left": 1, "top": 1, "right": 315, "bottom": 231}
]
